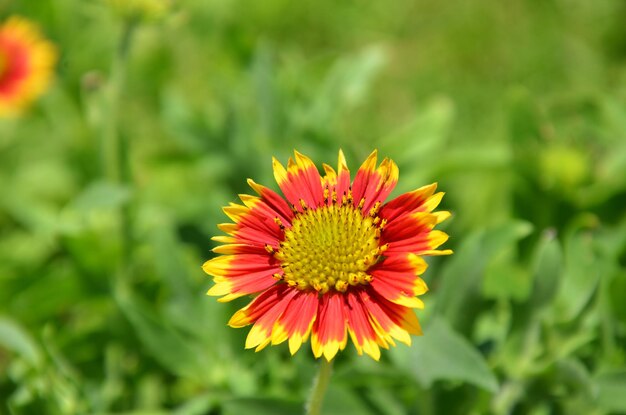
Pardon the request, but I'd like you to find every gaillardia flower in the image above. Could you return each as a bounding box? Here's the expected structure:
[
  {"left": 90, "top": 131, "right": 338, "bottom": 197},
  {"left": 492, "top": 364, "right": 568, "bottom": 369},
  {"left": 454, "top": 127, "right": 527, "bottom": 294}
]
[
  {"left": 0, "top": 16, "right": 56, "bottom": 117},
  {"left": 204, "top": 150, "right": 452, "bottom": 361}
]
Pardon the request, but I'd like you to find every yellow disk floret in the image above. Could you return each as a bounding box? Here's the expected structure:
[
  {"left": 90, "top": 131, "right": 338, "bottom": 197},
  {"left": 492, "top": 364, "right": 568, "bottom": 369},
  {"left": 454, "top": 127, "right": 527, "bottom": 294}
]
[{"left": 275, "top": 202, "right": 387, "bottom": 293}]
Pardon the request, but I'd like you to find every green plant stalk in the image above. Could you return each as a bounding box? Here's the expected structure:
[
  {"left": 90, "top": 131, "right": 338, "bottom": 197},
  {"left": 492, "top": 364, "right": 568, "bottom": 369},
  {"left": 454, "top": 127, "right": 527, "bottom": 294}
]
[
  {"left": 305, "top": 358, "right": 334, "bottom": 415},
  {"left": 105, "top": 17, "right": 138, "bottom": 280}
]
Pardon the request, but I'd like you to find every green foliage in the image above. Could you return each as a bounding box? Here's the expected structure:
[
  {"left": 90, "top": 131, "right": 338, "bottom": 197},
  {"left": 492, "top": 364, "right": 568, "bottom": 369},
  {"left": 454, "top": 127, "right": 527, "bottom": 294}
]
[{"left": 1, "top": 0, "right": 626, "bottom": 413}]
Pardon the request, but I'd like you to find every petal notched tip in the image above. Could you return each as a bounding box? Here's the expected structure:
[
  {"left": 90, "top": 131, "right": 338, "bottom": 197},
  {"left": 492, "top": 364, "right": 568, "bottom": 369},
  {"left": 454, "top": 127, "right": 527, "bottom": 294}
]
[
  {"left": 245, "top": 324, "right": 269, "bottom": 349},
  {"left": 247, "top": 178, "right": 264, "bottom": 195},
  {"left": 229, "top": 309, "right": 251, "bottom": 328},
  {"left": 294, "top": 150, "right": 315, "bottom": 169},
  {"left": 338, "top": 149, "right": 347, "bottom": 166},
  {"left": 202, "top": 256, "right": 232, "bottom": 276},
  {"left": 424, "top": 192, "right": 445, "bottom": 212},
  {"left": 360, "top": 149, "right": 378, "bottom": 172},
  {"left": 206, "top": 283, "right": 231, "bottom": 297},
  {"left": 407, "top": 253, "right": 428, "bottom": 275},
  {"left": 222, "top": 203, "right": 249, "bottom": 222},
  {"left": 433, "top": 210, "right": 452, "bottom": 224},
  {"left": 428, "top": 230, "right": 449, "bottom": 249},
  {"left": 238, "top": 194, "right": 259, "bottom": 208},
  {"left": 272, "top": 157, "right": 289, "bottom": 184}
]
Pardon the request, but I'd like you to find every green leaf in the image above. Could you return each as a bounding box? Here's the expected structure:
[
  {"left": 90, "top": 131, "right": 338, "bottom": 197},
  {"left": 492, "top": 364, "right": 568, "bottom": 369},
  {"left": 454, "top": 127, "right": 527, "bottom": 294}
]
[
  {"left": 114, "top": 287, "right": 214, "bottom": 382},
  {"left": 321, "top": 386, "right": 377, "bottom": 415},
  {"left": 361, "top": 387, "right": 406, "bottom": 415},
  {"left": 222, "top": 398, "right": 301, "bottom": 415},
  {"left": 173, "top": 393, "right": 220, "bottom": 415},
  {"left": 609, "top": 271, "right": 626, "bottom": 325},
  {"left": 552, "top": 231, "right": 601, "bottom": 321},
  {"left": 71, "top": 181, "right": 132, "bottom": 213},
  {"left": 306, "top": 46, "right": 387, "bottom": 130},
  {"left": 380, "top": 97, "right": 455, "bottom": 187},
  {"left": 391, "top": 317, "right": 498, "bottom": 392},
  {"left": 150, "top": 225, "right": 232, "bottom": 347},
  {"left": 593, "top": 370, "right": 626, "bottom": 412},
  {"left": 0, "top": 317, "right": 42, "bottom": 367},
  {"left": 506, "top": 87, "right": 543, "bottom": 152},
  {"left": 436, "top": 220, "right": 533, "bottom": 325},
  {"left": 483, "top": 247, "right": 531, "bottom": 302},
  {"left": 531, "top": 230, "right": 562, "bottom": 310},
  {"left": 325, "top": 45, "right": 387, "bottom": 109}
]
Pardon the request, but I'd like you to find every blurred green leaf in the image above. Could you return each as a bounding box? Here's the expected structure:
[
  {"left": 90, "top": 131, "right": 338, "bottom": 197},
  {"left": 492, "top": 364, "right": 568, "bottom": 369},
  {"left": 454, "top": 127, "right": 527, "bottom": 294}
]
[
  {"left": 324, "top": 46, "right": 386, "bottom": 109},
  {"left": 160, "top": 89, "right": 212, "bottom": 153},
  {"left": 0, "top": 317, "right": 42, "bottom": 366},
  {"left": 150, "top": 225, "right": 232, "bottom": 348},
  {"left": 303, "top": 46, "right": 387, "bottom": 133},
  {"left": 321, "top": 386, "right": 377, "bottom": 415},
  {"left": 556, "top": 359, "right": 593, "bottom": 400},
  {"left": 552, "top": 230, "right": 600, "bottom": 321},
  {"left": 436, "top": 220, "right": 533, "bottom": 326},
  {"left": 483, "top": 247, "right": 531, "bottom": 302},
  {"left": 173, "top": 393, "right": 219, "bottom": 415},
  {"left": 391, "top": 317, "right": 498, "bottom": 392},
  {"left": 609, "top": 271, "right": 626, "bottom": 325},
  {"left": 506, "top": 87, "right": 542, "bottom": 153},
  {"left": 71, "top": 181, "right": 132, "bottom": 212},
  {"left": 362, "top": 387, "right": 406, "bottom": 415},
  {"left": 530, "top": 230, "right": 562, "bottom": 310},
  {"left": 115, "top": 287, "right": 214, "bottom": 382},
  {"left": 593, "top": 370, "right": 626, "bottom": 412},
  {"left": 221, "top": 397, "right": 301, "bottom": 415},
  {"left": 381, "top": 97, "right": 454, "bottom": 186}
]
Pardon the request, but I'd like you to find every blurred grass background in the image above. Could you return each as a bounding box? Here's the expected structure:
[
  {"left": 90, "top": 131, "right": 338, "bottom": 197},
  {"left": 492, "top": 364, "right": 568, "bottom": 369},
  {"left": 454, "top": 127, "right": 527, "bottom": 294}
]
[{"left": 1, "top": 0, "right": 626, "bottom": 413}]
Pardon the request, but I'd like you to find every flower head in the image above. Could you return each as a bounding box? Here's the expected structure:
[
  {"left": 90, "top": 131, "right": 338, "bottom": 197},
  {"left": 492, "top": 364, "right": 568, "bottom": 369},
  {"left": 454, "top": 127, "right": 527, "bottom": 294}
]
[
  {"left": 204, "top": 150, "right": 452, "bottom": 361},
  {"left": 0, "top": 16, "right": 56, "bottom": 117}
]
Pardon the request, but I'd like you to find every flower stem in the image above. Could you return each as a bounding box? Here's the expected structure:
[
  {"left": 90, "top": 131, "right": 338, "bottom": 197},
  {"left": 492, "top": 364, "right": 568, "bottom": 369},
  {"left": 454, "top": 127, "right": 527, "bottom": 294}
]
[
  {"left": 106, "top": 17, "right": 137, "bottom": 281},
  {"left": 305, "top": 359, "right": 334, "bottom": 415}
]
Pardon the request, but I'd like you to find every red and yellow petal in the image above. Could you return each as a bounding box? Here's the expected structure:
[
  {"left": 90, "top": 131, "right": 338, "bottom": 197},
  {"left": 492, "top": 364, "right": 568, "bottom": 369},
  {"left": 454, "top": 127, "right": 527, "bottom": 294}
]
[
  {"left": 229, "top": 284, "right": 299, "bottom": 351},
  {"left": 345, "top": 290, "right": 382, "bottom": 360},
  {"left": 322, "top": 150, "right": 352, "bottom": 205},
  {"left": 369, "top": 253, "right": 429, "bottom": 308},
  {"left": 383, "top": 211, "right": 438, "bottom": 244},
  {"left": 382, "top": 211, "right": 452, "bottom": 257},
  {"left": 311, "top": 292, "right": 349, "bottom": 361},
  {"left": 353, "top": 156, "right": 399, "bottom": 214},
  {"left": 361, "top": 288, "right": 422, "bottom": 344},
  {"left": 246, "top": 178, "right": 294, "bottom": 224},
  {"left": 273, "top": 151, "right": 325, "bottom": 211},
  {"left": 378, "top": 183, "right": 439, "bottom": 223},
  {"left": 203, "top": 254, "right": 280, "bottom": 302},
  {"left": 351, "top": 150, "right": 379, "bottom": 204},
  {"left": 270, "top": 290, "right": 319, "bottom": 354},
  {"left": 223, "top": 197, "right": 284, "bottom": 244}
]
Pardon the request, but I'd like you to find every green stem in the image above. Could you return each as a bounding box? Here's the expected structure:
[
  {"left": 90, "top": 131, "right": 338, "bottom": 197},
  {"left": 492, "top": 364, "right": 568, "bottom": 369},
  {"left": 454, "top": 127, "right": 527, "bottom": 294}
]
[
  {"left": 104, "top": 17, "right": 136, "bottom": 181},
  {"left": 305, "top": 359, "right": 334, "bottom": 415},
  {"left": 106, "top": 17, "right": 137, "bottom": 281}
]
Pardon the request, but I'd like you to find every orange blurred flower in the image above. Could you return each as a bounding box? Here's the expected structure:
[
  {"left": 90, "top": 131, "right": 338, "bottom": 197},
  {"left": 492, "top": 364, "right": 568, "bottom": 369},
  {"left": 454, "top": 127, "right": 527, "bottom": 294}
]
[{"left": 0, "top": 16, "right": 56, "bottom": 117}]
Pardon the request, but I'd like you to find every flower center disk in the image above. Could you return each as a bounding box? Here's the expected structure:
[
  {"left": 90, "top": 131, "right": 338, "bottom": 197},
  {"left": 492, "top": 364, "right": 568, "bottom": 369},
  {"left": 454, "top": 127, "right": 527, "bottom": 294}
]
[{"left": 275, "top": 203, "right": 386, "bottom": 293}]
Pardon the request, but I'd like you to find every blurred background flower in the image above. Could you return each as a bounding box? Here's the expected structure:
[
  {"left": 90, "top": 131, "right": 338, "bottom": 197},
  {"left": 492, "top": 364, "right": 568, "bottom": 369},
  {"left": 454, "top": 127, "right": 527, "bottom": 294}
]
[
  {"left": 0, "top": 0, "right": 625, "bottom": 414},
  {"left": 0, "top": 16, "right": 56, "bottom": 117}
]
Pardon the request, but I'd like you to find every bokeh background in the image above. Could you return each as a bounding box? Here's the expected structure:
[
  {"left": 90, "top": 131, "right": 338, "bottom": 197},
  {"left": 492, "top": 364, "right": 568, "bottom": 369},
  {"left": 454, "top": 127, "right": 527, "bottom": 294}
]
[{"left": 1, "top": 0, "right": 626, "bottom": 414}]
